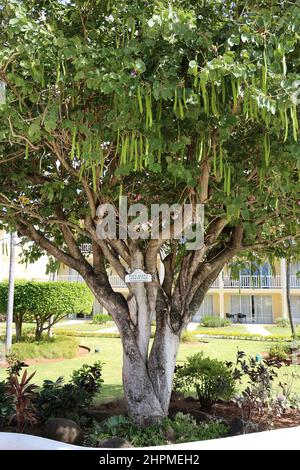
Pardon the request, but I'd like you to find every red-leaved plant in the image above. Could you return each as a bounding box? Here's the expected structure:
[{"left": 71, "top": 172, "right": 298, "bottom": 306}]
[{"left": 6, "top": 369, "right": 38, "bottom": 432}]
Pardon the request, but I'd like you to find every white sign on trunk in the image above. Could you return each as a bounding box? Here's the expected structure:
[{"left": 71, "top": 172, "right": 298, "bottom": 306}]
[{"left": 125, "top": 269, "right": 152, "bottom": 283}]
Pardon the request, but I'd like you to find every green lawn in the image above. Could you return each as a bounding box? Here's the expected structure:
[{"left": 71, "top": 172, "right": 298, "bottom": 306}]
[
  {"left": 1, "top": 336, "right": 299, "bottom": 404},
  {"left": 264, "top": 325, "right": 300, "bottom": 336},
  {"left": 52, "top": 321, "right": 115, "bottom": 331}
]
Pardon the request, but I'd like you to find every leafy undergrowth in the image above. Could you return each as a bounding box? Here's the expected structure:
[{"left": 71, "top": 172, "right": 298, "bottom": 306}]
[
  {"left": 86, "top": 413, "right": 228, "bottom": 447},
  {"left": 10, "top": 336, "right": 79, "bottom": 360}
]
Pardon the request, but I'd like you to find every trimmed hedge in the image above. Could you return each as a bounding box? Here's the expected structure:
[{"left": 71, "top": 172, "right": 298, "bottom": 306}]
[
  {"left": 54, "top": 329, "right": 120, "bottom": 338},
  {"left": 0, "top": 281, "right": 94, "bottom": 340}
]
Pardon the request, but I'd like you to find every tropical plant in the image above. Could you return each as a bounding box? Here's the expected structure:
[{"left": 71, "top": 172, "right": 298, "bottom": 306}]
[
  {"left": 275, "top": 317, "right": 290, "bottom": 328},
  {"left": 87, "top": 412, "right": 228, "bottom": 447},
  {"left": 268, "top": 343, "right": 290, "bottom": 361},
  {"left": 34, "top": 361, "right": 103, "bottom": 424},
  {"left": 229, "top": 350, "right": 282, "bottom": 423},
  {"left": 6, "top": 369, "right": 38, "bottom": 432},
  {"left": 0, "top": 281, "right": 94, "bottom": 340},
  {"left": 201, "top": 316, "right": 231, "bottom": 328}
]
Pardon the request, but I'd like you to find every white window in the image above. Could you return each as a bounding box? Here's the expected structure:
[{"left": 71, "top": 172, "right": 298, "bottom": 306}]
[
  {"left": 230, "top": 295, "right": 273, "bottom": 323},
  {"left": 193, "top": 295, "right": 214, "bottom": 322},
  {"left": 291, "top": 297, "right": 300, "bottom": 324}
]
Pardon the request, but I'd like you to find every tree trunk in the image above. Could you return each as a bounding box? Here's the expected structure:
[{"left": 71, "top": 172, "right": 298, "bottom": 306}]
[
  {"left": 14, "top": 318, "right": 22, "bottom": 342},
  {"left": 148, "top": 321, "right": 180, "bottom": 415},
  {"left": 35, "top": 324, "right": 44, "bottom": 341},
  {"left": 121, "top": 323, "right": 180, "bottom": 425}
]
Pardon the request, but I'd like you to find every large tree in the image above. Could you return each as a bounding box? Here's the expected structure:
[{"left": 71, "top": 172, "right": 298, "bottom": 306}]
[{"left": 0, "top": 0, "right": 300, "bottom": 424}]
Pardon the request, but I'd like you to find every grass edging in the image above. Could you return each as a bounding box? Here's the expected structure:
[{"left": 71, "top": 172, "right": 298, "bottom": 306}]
[
  {"left": 195, "top": 331, "right": 298, "bottom": 342},
  {"left": 54, "top": 329, "right": 120, "bottom": 338}
]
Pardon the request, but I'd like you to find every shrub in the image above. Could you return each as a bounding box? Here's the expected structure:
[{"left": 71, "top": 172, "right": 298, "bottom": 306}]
[
  {"left": 275, "top": 317, "right": 290, "bottom": 328},
  {"left": 87, "top": 412, "right": 228, "bottom": 447},
  {"left": 200, "top": 316, "right": 231, "bottom": 328},
  {"left": 92, "top": 313, "right": 111, "bottom": 325},
  {"left": 231, "top": 350, "right": 282, "bottom": 424},
  {"left": 34, "top": 361, "right": 103, "bottom": 425},
  {"left": 268, "top": 343, "right": 289, "bottom": 361},
  {"left": 0, "top": 381, "right": 14, "bottom": 426},
  {"left": 11, "top": 336, "right": 79, "bottom": 360},
  {"left": 0, "top": 281, "right": 94, "bottom": 340},
  {"left": 6, "top": 368, "right": 38, "bottom": 432},
  {"left": 174, "top": 353, "right": 236, "bottom": 411},
  {"left": 54, "top": 329, "right": 120, "bottom": 338}
]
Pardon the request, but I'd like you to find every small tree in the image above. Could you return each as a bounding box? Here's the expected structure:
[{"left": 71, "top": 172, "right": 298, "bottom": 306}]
[
  {"left": 0, "top": 0, "right": 299, "bottom": 424},
  {"left": 0, "top": 281, "right": 94, "bottom": 340}
]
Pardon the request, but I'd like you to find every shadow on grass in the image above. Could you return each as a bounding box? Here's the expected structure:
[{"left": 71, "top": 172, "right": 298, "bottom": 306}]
[{"left": 94, "top": 384, "right": 124, "bottom": 405}]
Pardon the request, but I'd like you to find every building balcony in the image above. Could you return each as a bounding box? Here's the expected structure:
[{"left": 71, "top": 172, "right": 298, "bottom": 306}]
[
  {"left": 290, "top": 275, "right": 300, "bottom": 288},
  {"left": 223, "top": 274, "right": 281, "bottom": 289}
]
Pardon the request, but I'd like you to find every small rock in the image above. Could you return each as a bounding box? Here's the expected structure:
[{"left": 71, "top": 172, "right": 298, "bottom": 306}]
[
  {"left": 41, "top": 418, "right": 83, "bottom": 445},
  {"left": 97, "top": 437, "right": 133, "bottom": 448},
  {"left": 228, "top": 417, "right": 260, "bottom": 436}
]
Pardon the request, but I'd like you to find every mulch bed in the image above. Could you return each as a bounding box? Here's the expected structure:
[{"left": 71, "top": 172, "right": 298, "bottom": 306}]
[
  {"left": 0, "top": 345, "right": 90, "bottom": 368},
  {"left": 88, "top": 395, "right": 300, "bottom": 435}
]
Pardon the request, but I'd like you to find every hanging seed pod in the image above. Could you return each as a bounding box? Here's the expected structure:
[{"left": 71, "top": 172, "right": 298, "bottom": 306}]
[
  {"left": 183, "top": 86, "right": 188, "bottom": 110},
  {"left": 157, "top": 100, "right": 162, "bottom": 121},
  {"left": 222, "top": 76, "right": 226, "bottom": 105},
  {"left": 91, "top": 165, "right": 97, "bottom": 192},
  {"left": 79, "top": 163, "right": 85, "bottom": 181},
  {"left": 264, "top": 132, "right": 270, "bottom": 167},
  {"left": 284, "top": 109, "right": 289, "bottom": 142},
  {"left": 219, "top": 145, "right": 223, "bottom": 179},
  {"left": 262, "top": 50, "right": 268, "bottom": 95},
  {"left": 139, "top": 134, "right": 143, "bottom": 171},
  {"left": 213, "top": 146, "right": 217, "bottom": 175},
  {"left": 137, "top": 85, "right": 143, "bottom": 114},
  {"left": 226, "top": 166, "right": 231, "bottom": 196},
  {"left": 70, "top": 128, "right": 77, "bottom": 160},
  {"left": 145, "top": 90, "right": 153, "bottom": 129},
  {"left": 243, "top": 89, "right": 249, "bottom": 118},
  {"left": 130, "top": 132, "right": 135, "bottom": 161},
  {"left": 231, "top": 76, "right": 237, "bottom": 109},
  {"left": 56, "top": 62, "right": 61, "bottom": 84}
]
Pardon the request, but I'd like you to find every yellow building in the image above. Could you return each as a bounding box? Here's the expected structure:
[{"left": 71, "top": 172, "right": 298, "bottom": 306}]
[
  {"left": 1, "top": 231, "right": 299, "bottom": 324},
  {"left": 57, "top": 259, "right": 300, "bottom": 325}
]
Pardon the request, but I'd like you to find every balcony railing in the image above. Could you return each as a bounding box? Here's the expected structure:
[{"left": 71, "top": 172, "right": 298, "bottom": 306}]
[
  {"left": 290, "top": 275, "right": 300, "bottom": 288},
  {"left": 56, "top": 274, "right": 126, "bottom": 288},
  {"left": 223, "top": 274, "right": 281, "bottom": 289},
  {"left": 109, "top": 275, "right": 126, "bottom": 288}
]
